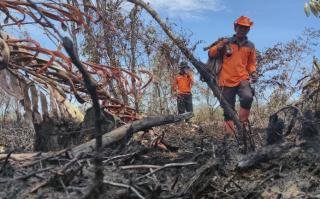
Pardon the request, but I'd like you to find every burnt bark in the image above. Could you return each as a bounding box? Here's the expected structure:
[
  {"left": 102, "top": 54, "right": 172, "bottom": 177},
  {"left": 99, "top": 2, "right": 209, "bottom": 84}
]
[
  {"left": 33, "top": 118, "right": 82, "bottom": 151},
  {"left": 266, "top": 114, "right": 284, "bottom": 145},
  {"left": 237, "top": 142, "right": 294, "bottom": 170},
  {"left": 71, "top": 112, "right": 193, "bottom": 157},
  {"left": 129, "top": 5, "right": 140, "bottom": 112}
]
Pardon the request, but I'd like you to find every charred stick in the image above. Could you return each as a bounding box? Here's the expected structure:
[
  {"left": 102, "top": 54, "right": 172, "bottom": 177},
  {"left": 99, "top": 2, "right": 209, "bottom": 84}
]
[
  {"left": 59, "top": 176, "right": 69, "bottom": 196},
  {"left": 0, "top": 167, "right": 53, "bottom": 183},
  {"left": 20, "top": 149, "right": 69, "bottom": 168},
  {"left": 58, "top": 153, "right": 83, "bottom": 175},
  {"left": 136, "top": 162, "right": 197, "bottom": 181},
  {"left": 149, "top": 168, "right": 161, "bottom": 187},
  {"left": 230, "top": 180, "right": 243, "bottom": 191},
  {"left": 30, "top": 181, "right": 48, "bottom": 193},
  {"left": 103, "top": 180, "right": 146, "bottom": 199},
  {"left": 120, "top": 165, "right": 161, "bottom": 170},
  {"left": 0, "top": 150, "right": 13, "bottom": 174},
  {"left": 210, "top": 184, "right": 235, "bottom": 199},
  {"left": 102, "top": 152, "right": 137, "bottom": 164}
]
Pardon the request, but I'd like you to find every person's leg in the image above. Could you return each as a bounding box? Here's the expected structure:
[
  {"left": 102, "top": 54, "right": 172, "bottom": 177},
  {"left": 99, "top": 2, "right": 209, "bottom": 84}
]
[
  {"left": 221, "top": 87, "right": 237, "bottom": 136},
  {"left": 177, "top": 95, "right": 185, "bottom": 114},
  {"left": 184, "top": 94, "right": 193, "bottom": 122},
  {"left": 238, "top": 80, "right": 254, "bottom": 122},
  {"left": 185, "top": 94, "right": 193, "bottom": 113}
]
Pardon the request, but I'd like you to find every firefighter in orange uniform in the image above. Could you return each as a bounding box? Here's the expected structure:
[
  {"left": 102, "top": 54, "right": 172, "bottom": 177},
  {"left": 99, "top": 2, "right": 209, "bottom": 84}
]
[
  {"left": 173, "top": 61, "right": 194, "bottom": 115},
  {"left": 208, "top": 16, "right": 258, "bottom": 136}
]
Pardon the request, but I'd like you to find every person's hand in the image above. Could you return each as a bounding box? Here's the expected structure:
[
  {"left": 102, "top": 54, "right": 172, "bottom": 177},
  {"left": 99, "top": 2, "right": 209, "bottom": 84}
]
[
  {"left": 217, "top": 38, "right": 229, "bottom": 49},
  {"left": 172, "top": 91, "right": 178, "bottom": 98},
  {"left": 186, "top": 70, "right": 193, "bottom": 76},
  {"left": 221, "top": 38, "right": 229, "bottom": 44},
  {"left": 250, "top": 71, "right": 258, "bottom": 83}
]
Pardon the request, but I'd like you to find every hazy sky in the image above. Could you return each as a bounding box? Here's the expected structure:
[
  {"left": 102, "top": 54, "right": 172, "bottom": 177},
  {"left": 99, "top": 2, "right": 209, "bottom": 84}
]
[{"left": 144, "top": 0, "right": 319, "bottom": 61}]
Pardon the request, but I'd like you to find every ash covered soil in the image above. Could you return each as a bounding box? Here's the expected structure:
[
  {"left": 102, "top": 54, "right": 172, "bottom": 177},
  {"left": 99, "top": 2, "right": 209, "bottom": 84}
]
[{"left": 1, "top": 121, "right": 320, "bottom": 199}]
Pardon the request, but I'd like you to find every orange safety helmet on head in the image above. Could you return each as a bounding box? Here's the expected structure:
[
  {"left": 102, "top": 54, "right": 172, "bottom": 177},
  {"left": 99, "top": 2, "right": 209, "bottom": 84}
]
[{"left": 234, "top": 16, "right": 253, "bottom": 27}]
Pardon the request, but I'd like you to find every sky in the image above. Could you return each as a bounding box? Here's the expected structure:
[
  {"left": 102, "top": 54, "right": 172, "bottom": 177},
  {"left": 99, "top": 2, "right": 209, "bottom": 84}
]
[
  {"left": 4, "top": 0, "right": 318, "bottom": 62},
  {"left": 144, "top": 0, "right": 320, "bottom": 62}
]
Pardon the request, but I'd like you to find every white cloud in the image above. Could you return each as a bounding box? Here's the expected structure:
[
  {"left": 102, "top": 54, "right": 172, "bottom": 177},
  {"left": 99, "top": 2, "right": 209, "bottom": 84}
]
[{"left": 145, "top": 0, "right": 225, "bottom": 17}]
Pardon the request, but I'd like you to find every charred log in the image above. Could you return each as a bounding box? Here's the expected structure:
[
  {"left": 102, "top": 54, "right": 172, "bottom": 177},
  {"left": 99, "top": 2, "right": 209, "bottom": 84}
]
[
  {"left": 301, "top": 110, "right": 320, "bottom": 139},
  {"left": 237, "top": 142, "right": 294, "bottom": 170},
  {"left": 266, "top": 114, "right": 284, "bottom": 145},
  {"left": 33, "top": 118, "right": 82, "bottom": 151}
]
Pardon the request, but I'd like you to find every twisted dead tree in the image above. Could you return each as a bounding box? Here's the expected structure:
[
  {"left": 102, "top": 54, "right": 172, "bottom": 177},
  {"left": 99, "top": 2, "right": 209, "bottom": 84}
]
[{"left": 0, "top": 1, "right": 153, "bottom": 123}]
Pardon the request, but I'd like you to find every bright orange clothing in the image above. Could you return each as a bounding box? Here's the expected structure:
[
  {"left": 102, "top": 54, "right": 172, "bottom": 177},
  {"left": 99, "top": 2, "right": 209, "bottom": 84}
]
[
  {"left": 173, "top": 73, "right": 194, "bottom": 94},
  {"left": 208, "top": 36, "right": 256, "bottom": 87}
]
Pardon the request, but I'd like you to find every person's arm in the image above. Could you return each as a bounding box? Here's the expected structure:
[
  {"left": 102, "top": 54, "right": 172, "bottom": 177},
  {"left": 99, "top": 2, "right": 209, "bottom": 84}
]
[
  {"left": 188, "top": 71, "right": 195, "bottom": 87},
  {"left": 246, "top": 48, "right": 257, "bottom": 75},
  {"left": 208, "top": 39, "right": 228, "bottom": 58}
]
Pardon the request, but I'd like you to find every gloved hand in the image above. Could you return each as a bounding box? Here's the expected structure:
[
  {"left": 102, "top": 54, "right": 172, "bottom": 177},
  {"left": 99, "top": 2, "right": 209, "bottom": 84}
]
[
  {"left": 250, "top": 71, "right": 258, "bottom": 83},
  {"left": 217, "top": 39, "right": 232, "bottom": 57},
  {"left": 172, "top": 91, "right": 178, "bottom": 98},
  {"left": 217, "top": 38, "right": 229, "bottom": 49}
]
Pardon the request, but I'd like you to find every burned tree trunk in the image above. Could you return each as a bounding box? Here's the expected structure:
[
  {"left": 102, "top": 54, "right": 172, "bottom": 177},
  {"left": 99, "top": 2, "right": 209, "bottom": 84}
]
[
  {"left": 33, "top": 85, "right": 85, "bottom": 151},
  {"left": 266, "top": 114, "right": 284, "bottom": 145},
  {"left": 34, "top": 107, "right": 118, "bottom": 152},
  {"left": 238, "top": 107, "right": 320, "bottom": 170},
  {"left": 34, "top": 118, "right": 82, "bottom": 151},
  {"left": 301, "top": 110, "right": 320, "bottom": 139}
]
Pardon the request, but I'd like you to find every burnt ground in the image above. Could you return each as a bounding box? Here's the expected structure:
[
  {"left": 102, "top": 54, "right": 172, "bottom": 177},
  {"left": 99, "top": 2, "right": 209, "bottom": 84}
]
[{"left": 0, "top": 121, "right": 320, "bottom": 199}]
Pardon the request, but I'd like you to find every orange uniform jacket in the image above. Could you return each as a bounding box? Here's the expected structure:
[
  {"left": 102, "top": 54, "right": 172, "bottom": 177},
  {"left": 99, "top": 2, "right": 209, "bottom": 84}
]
[
  {"left": 173, "top": 73, "right": 194, "bottom": 95},
  {"left": 208, "top": 36, "right": 256, "bottom": 87}
]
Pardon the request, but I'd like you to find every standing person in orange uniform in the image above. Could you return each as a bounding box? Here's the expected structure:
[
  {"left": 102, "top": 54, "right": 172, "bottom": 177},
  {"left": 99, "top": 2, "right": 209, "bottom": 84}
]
[
  {"left": 208, "top": 16, "right": 258, "bottom": 136},
  {"left": 173, "top": 61, "right": 195, "bottom": 116}
]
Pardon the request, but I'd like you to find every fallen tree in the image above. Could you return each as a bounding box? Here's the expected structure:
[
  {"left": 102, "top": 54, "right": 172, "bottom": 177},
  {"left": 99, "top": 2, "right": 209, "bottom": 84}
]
[{"left": 0, "top": 112, "right": 192, "bottom": 162}]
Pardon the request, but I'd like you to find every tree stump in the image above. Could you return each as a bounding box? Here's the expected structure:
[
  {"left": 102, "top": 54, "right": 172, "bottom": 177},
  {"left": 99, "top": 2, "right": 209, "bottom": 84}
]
[
  {"left": 34, "top": 107, "right": 118, "bottom": 151},
  {"left": 33, "top": 117, "right": 82, "bottom": 151}
]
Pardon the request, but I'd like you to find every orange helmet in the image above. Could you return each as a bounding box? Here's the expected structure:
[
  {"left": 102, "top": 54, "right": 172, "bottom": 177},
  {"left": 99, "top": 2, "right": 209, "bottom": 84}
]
[{"left": 234, "top": 16, "right": 253, "bottom": 27}]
